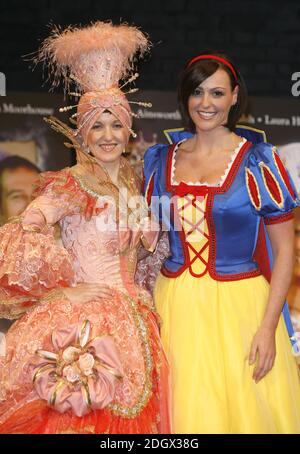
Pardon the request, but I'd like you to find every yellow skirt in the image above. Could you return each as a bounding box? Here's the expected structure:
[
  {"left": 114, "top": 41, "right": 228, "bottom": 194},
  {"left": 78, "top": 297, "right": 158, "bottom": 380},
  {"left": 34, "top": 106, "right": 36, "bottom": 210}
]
[{"left": 154, "top": 271, "right": 300, "bottom": 434}]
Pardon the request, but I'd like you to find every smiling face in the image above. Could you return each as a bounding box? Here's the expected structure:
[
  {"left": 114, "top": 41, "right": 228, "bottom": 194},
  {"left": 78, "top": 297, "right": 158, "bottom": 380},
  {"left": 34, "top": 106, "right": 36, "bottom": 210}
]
[
  {"left": 187, "top": 68, "right": 239, "bottom": 133},
  {"left": 86, "top": 110, "right": 129, "bottom": 164},
  {"left": 1, "top": 166, "right": 39, "bottom": 222}
]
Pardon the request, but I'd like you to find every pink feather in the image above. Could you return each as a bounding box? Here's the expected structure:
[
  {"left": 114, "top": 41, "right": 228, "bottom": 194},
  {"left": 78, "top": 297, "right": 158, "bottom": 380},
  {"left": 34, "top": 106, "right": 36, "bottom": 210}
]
[{"left": 35, "top": 21, "right": 150, "bottom": 92}]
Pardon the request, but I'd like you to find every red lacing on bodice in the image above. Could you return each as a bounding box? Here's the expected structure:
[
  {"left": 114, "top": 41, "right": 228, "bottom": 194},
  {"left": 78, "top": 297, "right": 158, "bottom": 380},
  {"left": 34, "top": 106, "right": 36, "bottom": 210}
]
[{"left": 177, "top": 194, "right": 209, "bottom": 278}]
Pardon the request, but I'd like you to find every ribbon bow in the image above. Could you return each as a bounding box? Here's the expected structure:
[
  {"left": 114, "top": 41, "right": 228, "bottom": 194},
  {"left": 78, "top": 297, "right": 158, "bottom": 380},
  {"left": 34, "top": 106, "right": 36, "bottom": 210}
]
[
  {"left": 173, "top": 182, "right": 209, "bottom": 197},
  {"left": 31, "top": 320, "right": 123, "bottom": 417}
]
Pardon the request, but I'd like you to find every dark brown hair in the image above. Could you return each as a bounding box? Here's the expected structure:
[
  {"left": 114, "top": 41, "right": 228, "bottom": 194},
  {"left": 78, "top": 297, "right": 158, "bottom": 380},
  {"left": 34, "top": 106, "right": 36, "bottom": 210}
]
[{"left": 178, "top": 52, "right": 248, "bottom": 132}]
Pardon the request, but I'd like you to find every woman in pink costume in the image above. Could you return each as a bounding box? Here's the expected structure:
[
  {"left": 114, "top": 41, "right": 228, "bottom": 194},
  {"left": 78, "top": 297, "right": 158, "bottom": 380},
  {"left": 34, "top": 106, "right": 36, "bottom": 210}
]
[{"left": 0, "top": 22, "right": 170, "bottom": 434}]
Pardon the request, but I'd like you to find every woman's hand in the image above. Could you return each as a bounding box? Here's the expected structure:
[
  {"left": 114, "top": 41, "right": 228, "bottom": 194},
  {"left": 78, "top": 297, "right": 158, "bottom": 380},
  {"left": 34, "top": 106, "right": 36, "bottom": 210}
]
[
  {"left": 62, "top": 283, "right": 114, "bottom": 304},
  {"left": 249, "top": 325, "right": 276, "bottom": 383}
]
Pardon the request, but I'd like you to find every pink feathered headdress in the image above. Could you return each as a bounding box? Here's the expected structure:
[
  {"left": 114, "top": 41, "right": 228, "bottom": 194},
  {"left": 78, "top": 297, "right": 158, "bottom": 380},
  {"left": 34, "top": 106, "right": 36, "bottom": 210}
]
[{"left": 36, "top": 21, "right": 151, "bottom": 143}]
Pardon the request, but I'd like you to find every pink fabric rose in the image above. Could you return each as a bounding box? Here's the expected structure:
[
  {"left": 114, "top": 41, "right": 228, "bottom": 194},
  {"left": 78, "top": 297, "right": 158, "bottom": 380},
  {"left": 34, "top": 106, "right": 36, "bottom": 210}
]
[{"left": 30, "top": 320, "right": 123, "bottom": 416}]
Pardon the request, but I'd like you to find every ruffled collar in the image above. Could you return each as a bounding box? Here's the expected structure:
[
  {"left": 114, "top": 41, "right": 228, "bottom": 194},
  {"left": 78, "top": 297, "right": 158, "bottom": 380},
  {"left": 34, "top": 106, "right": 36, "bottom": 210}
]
[
  {"left": 74, "top": 148, "right": 140, "bottom": 200},
  {"left": 76, "top": 147, "right": 124, "bottom": 183},
  {"left": 171, "top": 137, "right": 247, "bottom": 187}
]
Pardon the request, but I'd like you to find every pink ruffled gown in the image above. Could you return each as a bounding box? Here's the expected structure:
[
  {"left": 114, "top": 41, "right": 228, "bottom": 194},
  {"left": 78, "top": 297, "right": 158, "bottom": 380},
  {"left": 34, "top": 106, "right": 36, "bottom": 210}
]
[{"left": 0, "top": 160, "right": 170, "bottom": 434}]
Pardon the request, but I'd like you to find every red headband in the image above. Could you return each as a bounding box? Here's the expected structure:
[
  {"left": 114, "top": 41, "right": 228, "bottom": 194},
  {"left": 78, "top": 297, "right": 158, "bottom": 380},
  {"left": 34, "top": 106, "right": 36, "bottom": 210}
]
[{"left": 187, "top": 54, "right": 238, "bottom": 82}]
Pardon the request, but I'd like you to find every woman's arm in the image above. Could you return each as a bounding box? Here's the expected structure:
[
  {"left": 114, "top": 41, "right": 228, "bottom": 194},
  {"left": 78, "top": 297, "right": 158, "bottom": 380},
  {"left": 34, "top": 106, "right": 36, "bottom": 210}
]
[
  {"left": 249, "top": 219, "right": 294, "bottom": 382},
  {"left": 263, "top": 220, "right": 294, "bottom": 329}
]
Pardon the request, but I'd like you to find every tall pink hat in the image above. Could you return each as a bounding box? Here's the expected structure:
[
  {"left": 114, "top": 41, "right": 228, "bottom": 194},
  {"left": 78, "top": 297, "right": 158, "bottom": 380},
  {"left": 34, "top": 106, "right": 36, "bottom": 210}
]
[{"left": 36, "top": 22, "right": 151, "bottom": 144}]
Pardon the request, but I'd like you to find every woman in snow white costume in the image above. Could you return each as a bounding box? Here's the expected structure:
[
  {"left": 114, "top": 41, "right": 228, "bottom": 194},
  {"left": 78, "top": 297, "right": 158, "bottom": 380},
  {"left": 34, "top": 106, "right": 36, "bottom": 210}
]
[{"left": 143, "top": 52, "right": 300, "bottom": 433}]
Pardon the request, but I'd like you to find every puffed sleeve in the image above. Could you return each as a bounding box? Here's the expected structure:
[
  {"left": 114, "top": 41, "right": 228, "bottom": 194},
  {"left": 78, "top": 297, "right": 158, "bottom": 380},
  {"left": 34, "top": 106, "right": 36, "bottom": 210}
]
[
  {"left": 0, "top": 168, "right": 98, "bottom": 319},
  {"left": 245, "top": 143, "right": 300, "bottom": 224},
  {"left": 29, "top": 168, "right": 98, "bottom": 223}
]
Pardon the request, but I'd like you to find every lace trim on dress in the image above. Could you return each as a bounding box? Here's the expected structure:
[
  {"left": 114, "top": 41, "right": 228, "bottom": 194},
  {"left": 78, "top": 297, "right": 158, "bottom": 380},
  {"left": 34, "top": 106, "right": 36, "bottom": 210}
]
[{"left": 171, "top": 137, "right": 247, "bottom": 187}]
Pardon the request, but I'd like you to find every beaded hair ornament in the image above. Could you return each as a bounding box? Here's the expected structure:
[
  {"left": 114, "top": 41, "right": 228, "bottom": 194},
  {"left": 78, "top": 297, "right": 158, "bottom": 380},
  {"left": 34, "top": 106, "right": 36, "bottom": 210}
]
[{"left": 35, "top": 21, "right": 152, "bottom": 144}]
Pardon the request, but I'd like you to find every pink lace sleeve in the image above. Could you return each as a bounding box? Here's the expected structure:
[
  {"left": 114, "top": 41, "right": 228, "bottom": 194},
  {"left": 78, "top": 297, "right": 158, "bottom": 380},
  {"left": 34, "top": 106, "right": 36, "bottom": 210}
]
[
  {"left": 135, "top": 232, "right": 170, "bottom": 294},
  {"left": 0, "top": 169, "right": 97, "bottom": 320},
  {"left": 30, "top": 168, "right": 98, "bottom": 223},
  {"left": 0, "top": 220, "right": 75, "bottom": 319}
]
